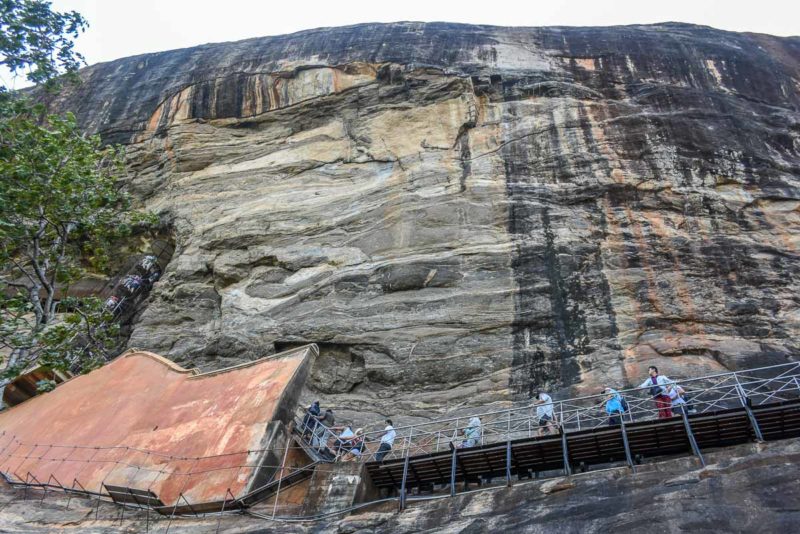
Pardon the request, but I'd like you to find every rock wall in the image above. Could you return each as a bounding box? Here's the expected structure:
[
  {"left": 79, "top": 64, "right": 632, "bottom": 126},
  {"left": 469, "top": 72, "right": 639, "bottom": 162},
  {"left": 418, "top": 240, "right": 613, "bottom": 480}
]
[{"left": 51, "top": 22, "right": 800, "bottom": 425}]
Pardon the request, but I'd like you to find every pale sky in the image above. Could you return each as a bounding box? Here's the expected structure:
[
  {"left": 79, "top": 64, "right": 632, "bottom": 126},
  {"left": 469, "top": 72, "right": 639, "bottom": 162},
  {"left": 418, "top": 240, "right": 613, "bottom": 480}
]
[{"left": 2, "top": 0, "right": 798, "bottom": 88}]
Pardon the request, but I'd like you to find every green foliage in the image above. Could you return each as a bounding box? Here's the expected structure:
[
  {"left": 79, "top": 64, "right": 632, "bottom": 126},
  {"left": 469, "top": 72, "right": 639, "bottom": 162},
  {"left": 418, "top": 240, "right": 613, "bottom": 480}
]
[
  {"left": 36, "top": 297, "right": 119, "bottom": 373},
  {"left": 0, "top": 104, "right": 132, "bottom": 271},
  {"left": 0, "top": 99, "right": 146, "bottom": 378},
  {"left": 0, "top": 0, "right": 87, "bottom": 89},
  {"left": 1, "top": 293, "right": 121, "bottom": 381},
  {"left": 0, "top": 1, "right": 154, "bottom": 392},
  {"left": 35, "top": 378, "right": 55, "bottom": 392}
]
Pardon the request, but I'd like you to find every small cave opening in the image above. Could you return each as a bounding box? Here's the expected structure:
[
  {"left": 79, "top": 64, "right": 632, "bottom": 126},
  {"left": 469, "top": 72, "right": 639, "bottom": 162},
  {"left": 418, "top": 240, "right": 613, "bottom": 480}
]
[{"left": 274, "top": 341, "right": 366, "bottom": 394}]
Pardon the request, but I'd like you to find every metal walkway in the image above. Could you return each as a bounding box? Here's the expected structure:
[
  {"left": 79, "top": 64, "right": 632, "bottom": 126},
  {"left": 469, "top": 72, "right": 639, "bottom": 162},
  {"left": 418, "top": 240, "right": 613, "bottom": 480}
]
[
  {"left": 365, "top": 398, "right": 800, "bottom": 494},
  {"left": 345, "top": 361, "right": 800, "bottom": 463}
]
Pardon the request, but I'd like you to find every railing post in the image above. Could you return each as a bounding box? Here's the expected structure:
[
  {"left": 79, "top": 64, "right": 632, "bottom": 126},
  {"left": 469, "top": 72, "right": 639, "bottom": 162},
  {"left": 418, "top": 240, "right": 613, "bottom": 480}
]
[
  {"left": 527, "top": 410, "right": 532, "bottom": 437},
  {"left": 619, "top": 416, "right": 636, "bottom": 473},
  {"left": 680, "top": 409, "right": 705, "bottom": 467},
  {"left": 399, "top": 454, "right": 410, "bottom": 512},
  {"left": 271, "top": 435, "right": 291, "bottom": 519},
  {"left": 734, "top": 377, "right": 764, "bottom": 443},
  {"left": 449, "top": 446, "right": 457, "bottom": 497},
  {"left": 560, "top": 425, "right": 571, "bottom": 476},
  {"left": 506, "top": 411, "right": 512, "bottom": 487},
  {"left": 505, "top": 439, "right": 512, "bottom": 487}
]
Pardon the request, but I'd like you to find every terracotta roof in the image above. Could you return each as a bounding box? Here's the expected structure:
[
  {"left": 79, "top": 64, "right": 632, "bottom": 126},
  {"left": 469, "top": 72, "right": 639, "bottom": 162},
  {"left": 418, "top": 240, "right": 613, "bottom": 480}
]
[{"left": 0, "top": 345, "right": 317, "bottom": 506}]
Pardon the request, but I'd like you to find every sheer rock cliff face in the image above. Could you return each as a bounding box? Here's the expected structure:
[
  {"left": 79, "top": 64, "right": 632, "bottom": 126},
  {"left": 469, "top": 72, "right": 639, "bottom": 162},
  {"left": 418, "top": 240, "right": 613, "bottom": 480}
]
[{"left": 53, "top": 22, "right": 800, "bottom": 423}]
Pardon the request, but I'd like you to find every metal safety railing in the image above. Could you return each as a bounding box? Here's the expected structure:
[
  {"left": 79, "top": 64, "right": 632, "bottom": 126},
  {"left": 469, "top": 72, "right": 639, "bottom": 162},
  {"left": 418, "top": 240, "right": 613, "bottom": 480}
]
[
  {"left": 0, "top": 433, "right": 325, "bottom": 527},
  {"left": 292, "top": 409, "right": 357, "bottom": 463},
  {"left": 317, "top": 361, "right": 800, "bottom": 463}
]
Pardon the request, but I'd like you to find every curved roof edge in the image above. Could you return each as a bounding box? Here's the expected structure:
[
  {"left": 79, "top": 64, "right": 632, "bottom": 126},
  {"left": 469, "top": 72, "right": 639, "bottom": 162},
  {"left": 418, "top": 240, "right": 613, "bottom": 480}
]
[
  {"left": 118, "top": 344, "right": 318, "bottom": 379},
  {"left": 189, "top": 343, "right": 319, "bottom": 379},
  {"left": 120, "top": 348, "right": 199, "bottom": 374}
]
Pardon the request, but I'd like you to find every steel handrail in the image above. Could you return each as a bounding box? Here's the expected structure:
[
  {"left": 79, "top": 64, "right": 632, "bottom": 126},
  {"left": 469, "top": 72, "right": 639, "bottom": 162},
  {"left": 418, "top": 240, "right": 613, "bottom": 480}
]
[{"left": 349, "top": 362, "right": 800, "bottom": 459}]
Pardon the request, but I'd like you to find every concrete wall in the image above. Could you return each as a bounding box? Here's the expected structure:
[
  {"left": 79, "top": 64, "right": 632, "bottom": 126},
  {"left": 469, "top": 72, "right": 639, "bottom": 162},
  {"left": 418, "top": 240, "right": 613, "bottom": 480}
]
[{"left": 302, "top": 462, "right": 376, "bottom": 516}]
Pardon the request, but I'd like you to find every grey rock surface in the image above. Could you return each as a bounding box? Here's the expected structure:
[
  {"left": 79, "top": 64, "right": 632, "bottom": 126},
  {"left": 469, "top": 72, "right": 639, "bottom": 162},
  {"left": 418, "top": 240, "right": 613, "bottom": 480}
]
[{"left": 47, "top": 22, "right": 800, "bottom": 426}]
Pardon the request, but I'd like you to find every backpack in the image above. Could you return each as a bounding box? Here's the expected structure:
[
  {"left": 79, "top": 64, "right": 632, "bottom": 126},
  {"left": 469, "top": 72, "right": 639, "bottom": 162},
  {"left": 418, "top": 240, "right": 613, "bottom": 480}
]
[{"left": 648, "top": 377, "right": 664, "bottom": 398}]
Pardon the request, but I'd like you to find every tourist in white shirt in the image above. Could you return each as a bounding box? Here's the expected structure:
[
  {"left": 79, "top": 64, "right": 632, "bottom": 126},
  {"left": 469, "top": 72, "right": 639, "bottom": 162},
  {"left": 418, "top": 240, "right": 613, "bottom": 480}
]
[
  {"left": 533, "top": 391, "right": 557, "bottom": 436},
  {"left": 374, "top": 419, "right": 395, "bottom": 462},
  {"left": 665, "top": 383, "right": 688, "bottom": 415}
]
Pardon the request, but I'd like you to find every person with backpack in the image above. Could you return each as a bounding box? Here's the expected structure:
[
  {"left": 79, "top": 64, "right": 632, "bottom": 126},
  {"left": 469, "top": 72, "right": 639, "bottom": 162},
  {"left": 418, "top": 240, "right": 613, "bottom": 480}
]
[
  {"left": 121, "top": 274, "right": 143, "bottom": 293},
  {"left": 313, "top": 408, "right": 335, "bottom": 452},
  {"left": 301, "top": 400, "right": 321, "bottom": 438},
  {"left": 139, "top": 255, "right": 158, "bottom": 273},
  {"left": 603, "top": 388, "right": 625, "bottom": 426},
  {"left": 639, "top": 366, "right": 674, "bottom": 419},
  {"left": 104, "top": 295, "right": 120, "bottom": 310}
]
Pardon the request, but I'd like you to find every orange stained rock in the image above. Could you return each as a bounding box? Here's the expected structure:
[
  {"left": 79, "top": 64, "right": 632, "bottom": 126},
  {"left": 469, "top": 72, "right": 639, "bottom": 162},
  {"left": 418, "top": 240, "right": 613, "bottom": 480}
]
[
  {"left": 0, "top": 346, "right": 315, "bottom": 507},
  {"left": 574, "top": 58, "right": 597, "bottom": 71}
]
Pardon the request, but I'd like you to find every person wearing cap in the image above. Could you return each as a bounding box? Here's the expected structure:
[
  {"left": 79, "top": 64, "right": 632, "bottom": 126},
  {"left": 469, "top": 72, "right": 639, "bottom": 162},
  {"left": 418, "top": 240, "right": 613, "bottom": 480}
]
[
  {"left": 459, "top": 417, "right": 482, "bottom": 448},
  {"left": 302, "top": 401, "right": 321, "bottom": 438}
]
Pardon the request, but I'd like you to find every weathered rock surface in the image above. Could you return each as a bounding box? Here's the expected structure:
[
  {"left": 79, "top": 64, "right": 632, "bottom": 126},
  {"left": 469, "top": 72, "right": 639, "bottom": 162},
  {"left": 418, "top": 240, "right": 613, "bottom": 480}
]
[
  {"left": 1, "top": 436, "right": 798, "bottom": 532},
  {"left": 48, "top": 22, "right": 800, "bottom": 424}
]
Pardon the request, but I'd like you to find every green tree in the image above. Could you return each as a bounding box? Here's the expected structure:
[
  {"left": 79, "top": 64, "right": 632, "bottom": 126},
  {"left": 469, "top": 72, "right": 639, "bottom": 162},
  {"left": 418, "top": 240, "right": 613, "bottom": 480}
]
[
  {"left": 0, "top": 107, "right": 136, "bottom": 378},
  {"left": 0, "top": 1, "right": 148, "bottom": 404},
  {"left": 1, "top": 0, "right": 87, "bottom": 88}
]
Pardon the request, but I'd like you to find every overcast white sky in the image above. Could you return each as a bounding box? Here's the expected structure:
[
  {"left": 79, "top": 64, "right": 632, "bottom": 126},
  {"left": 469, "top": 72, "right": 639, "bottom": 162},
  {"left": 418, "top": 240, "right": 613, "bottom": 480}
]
[{"left": 2, "top": 0, "right": 798, "bottom": 88}]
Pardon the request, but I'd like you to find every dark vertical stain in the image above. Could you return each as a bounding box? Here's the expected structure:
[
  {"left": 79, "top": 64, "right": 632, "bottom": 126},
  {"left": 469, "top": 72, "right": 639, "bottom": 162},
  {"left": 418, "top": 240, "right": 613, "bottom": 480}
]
[
  {"left": 458, "top": 135, "right": 471, "bottom": 193},
  {"left": 503, "top": 102, "right": 584, "bottom": 398}
]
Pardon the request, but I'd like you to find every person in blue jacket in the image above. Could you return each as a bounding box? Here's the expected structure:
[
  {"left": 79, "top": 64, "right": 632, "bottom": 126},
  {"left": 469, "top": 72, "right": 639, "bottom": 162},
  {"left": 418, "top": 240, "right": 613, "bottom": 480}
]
[{"left": 603, "top": 387, "right": 625, "bottom": 426}]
